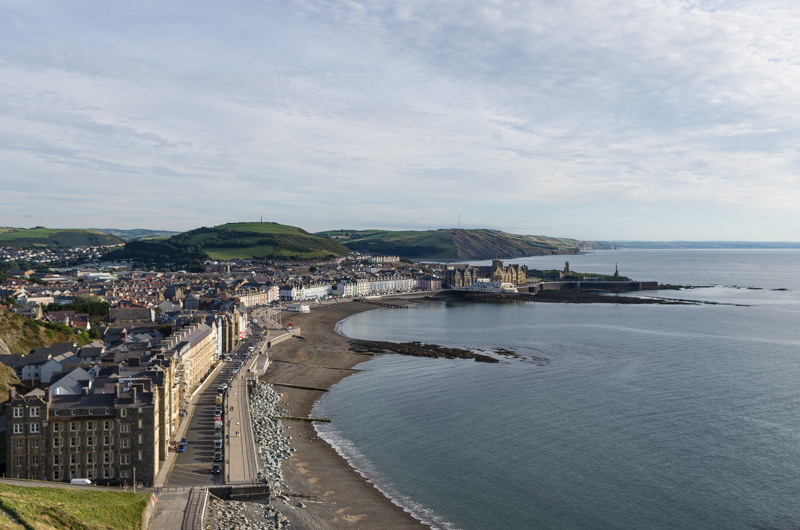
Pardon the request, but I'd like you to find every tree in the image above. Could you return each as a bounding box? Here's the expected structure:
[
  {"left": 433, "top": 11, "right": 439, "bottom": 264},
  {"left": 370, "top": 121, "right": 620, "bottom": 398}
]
[{"left": 154, "top": 306, "right": 163, "bottom": 316}]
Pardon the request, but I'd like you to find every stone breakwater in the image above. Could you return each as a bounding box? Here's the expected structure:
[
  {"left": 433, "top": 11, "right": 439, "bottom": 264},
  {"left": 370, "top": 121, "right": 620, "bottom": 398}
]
[
  {"left": 250, "top": 382, "right": 296, "bottom": 492},
  {"left": 205, "top": 497, "right": 290, "bottom": 530}
]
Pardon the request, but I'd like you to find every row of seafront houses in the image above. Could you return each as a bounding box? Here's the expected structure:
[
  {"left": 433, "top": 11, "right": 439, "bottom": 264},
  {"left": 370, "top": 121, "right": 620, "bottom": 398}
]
[{"left": 2, "top": 307, "right": 246, "bottom": 487}]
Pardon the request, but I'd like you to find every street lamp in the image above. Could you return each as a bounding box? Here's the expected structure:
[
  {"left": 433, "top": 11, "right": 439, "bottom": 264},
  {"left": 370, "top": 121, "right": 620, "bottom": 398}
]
[{"left": 133, "top": 467, "right": 136, "bottom": 493}]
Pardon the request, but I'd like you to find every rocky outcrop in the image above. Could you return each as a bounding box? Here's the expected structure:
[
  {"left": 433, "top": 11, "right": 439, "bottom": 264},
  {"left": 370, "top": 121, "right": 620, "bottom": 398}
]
[
  {"left": 0, "top": 336, "right": 10, "bottom": 357},
  {"left": 350, "top": 340, "right": 501, "bottom": 363}
]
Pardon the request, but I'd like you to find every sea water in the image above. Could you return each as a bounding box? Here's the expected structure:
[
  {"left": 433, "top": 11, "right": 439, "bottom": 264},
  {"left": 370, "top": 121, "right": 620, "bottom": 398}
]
[{"left": 313, "top": 250, "right": 800, "bottom": 530}]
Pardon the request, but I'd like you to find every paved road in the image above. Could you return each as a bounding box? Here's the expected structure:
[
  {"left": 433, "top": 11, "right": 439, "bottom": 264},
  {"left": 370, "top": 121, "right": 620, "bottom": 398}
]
[
  {"left": 165, "top": 331, "right": 262, "bottom": 487},
  {"left": 166, "top": 366, "right": 230, "bottom": 487}
]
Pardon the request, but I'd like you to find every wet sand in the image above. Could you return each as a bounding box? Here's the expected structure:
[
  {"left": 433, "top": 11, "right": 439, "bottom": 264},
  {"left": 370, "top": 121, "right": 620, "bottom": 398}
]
[{"left": 260, "top": 300, "right": 430, "bottom": 530}]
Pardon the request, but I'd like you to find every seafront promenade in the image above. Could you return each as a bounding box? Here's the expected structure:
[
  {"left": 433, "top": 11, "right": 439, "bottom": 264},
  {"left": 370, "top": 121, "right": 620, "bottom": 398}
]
[{"left": 225, "top": 352, "right": 260, "bottom": 484}]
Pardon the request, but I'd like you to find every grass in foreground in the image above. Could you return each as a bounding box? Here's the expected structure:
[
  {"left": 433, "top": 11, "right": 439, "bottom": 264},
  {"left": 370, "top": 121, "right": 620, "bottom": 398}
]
[{"left": 0, "top": 484, "right": 148, "bottom": 530}]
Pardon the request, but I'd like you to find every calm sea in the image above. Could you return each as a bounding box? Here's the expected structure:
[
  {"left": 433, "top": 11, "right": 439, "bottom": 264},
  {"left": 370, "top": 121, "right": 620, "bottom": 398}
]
[{"left": 313, "top": 250, "right": 800, "bottom": 530}]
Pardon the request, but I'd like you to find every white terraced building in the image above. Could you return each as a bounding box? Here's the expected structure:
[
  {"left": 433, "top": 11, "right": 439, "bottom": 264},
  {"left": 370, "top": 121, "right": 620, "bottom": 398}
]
[
  {"left": 337, "top": 277, "right": 417, "bottom": 297},
  {"left": 280, "top": 283, "right": 333, "bottom": 301}
]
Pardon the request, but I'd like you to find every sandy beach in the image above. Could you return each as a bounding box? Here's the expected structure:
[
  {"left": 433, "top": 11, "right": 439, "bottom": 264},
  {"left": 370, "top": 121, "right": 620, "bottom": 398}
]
[{"left": 260, "top": 300, "right": 430, "bottom": 530}]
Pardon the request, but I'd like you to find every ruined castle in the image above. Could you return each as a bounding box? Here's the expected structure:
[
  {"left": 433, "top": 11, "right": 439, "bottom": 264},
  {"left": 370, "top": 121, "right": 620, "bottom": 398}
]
[{"left": 445, "top": 260, "right": 528, "bottom": 288}]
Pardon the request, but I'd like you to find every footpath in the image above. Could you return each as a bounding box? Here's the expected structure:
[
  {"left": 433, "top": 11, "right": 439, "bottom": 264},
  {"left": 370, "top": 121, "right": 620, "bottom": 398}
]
[{"left": 225, "top": 351, "right": 261, "bottom": 484}]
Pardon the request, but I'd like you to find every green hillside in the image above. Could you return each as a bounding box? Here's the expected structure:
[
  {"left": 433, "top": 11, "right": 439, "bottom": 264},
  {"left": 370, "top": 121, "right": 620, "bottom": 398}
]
[
  {"left": 0, "top": 227, "right": 123, "bottom": 248},
  {"left": 320, "top": 228, "right": 609, "bottom": 259},
  {"left": 91, "top": 228, "right": 181, "bottom": 241},
  {"left": 104, "top": 222, "right": 350, "bottom": 270},
  {"left": 0, "top": 483, "right": 148, "bottom": 530}
]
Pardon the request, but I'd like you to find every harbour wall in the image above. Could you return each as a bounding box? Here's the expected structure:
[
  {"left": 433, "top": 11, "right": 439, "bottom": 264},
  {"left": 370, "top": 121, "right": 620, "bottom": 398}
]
[{"left": 528, "top": 281, "right": 658, "bottom": 293}]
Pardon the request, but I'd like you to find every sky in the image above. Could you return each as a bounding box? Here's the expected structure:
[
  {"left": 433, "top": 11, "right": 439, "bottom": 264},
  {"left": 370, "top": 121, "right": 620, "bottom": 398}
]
[{"left": 1, "top": 0, "right": 799, "bottom": 241}]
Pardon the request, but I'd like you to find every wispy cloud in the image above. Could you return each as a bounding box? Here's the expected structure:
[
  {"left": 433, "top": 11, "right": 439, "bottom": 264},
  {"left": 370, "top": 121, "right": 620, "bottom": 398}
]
[{"left": 0, "top": 0, "right": 798, "bottom": 239}]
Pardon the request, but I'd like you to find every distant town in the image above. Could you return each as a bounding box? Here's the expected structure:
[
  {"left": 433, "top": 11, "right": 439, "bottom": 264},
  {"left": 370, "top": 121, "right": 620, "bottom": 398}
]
[{"left": 0, "top": 243, "right": 651, "bottom": 489}]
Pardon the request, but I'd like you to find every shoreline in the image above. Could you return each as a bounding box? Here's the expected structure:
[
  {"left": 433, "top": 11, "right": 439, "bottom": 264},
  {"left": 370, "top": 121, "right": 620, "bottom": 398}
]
[
  {"left": 257, "top": 290, "right": 730, "bottom": 528},
  {"left": 260, "top": 300, "right": 432, "bottom": 529}
]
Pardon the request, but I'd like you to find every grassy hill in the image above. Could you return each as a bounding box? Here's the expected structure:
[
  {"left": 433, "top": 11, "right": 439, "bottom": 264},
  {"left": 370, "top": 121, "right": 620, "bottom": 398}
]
[
  {"left": 0, "top": 484, "right": 148, "bottom": 530},
  {"left": 104, "top": 222, "right": 350, "bottom": 270},
  {"left": 0, "top": 228, "right": 123, "bottom": 248},
  {"left": 91, "top": 228, "right": 181, "bottom": 242},
  {"left": 320, "top": 229, "right": 609, "bottom": 259},
  {"left": 0, "top": 309, "right": 91, "bottom": 406}
]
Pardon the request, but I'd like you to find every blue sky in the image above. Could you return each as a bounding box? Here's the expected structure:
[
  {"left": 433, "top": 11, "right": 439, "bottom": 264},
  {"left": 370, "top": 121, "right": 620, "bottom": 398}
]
[{"left": 1, "top": 0, "right": 799, "bottom": 241}]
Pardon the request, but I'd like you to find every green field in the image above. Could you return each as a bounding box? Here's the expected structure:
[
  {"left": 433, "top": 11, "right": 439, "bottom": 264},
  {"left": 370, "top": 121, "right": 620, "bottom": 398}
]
[
  {"left": 104, "top": 221, "right": 350, "bottom": 269},
  {"left": 0, "top": 228, "right": 123, "bottom": 248},
  {"left": 214, "top": 222, "right": 310, "bottom": 235},
  {"left": 0, "top": 483, "right": 148, "bottom": 530},
  {"left": 320, "top": 228, "right": 608, "bottom": 260}
]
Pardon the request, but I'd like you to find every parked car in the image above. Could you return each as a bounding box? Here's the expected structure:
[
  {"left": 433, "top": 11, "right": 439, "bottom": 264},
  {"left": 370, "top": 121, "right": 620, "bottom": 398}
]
[
  {"left": 181, "top": 437, "right": 188, "bottom": 445},
  {"left": 212, "top": 464, "right": 221, "bottom": 474},
  {"left": 214, "top": 452, "right": 223, "bottom": 462},
  {"left": 178, "top": 443, "right": 186, "bottom": 453}
]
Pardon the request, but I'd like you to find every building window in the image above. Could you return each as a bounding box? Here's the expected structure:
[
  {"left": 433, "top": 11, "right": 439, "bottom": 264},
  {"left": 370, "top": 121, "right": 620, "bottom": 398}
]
[
  {"left": 87, "top": 469, "right": 93, "bottom": 479},
  {"left": 70, "top": 438, "right": 77, "bottom": 448},
  {"left": 103, "top": 421, "right": 111, "bottom": 431},
  {"left": 104, "top": 408, "right": 111, "bottom": 414},
  {"left": 138, "top": 407, "right": 143, "bottom": 413},
  {"left": 70, "top": 409, "right": 76, "bottom": 416},
  {"left": 103, "top": 436, "right": 111, "bottom": 446},
  {"left": 86, "top": 436, "right": 94, "bottom": 447},
  {"left": 70, "top": 422, "right": 78, "bottom": 432},
  {"left": 120, "top": 424, "right": 130, "bottom": 433},
  {"left": 103, "top": 453, "right": 111, "bottom": 464},
  {"left": 13, "top": 408, "right": 22, "bottom": 418},
  {"left": 13, "top": 440, "right": 23, "bottom": 450},
  {"left": 53, "top": 410, "right": 59, "bottom": 416},
  {"left": 13, "top": 424, "right": 22, "bottom": 434},
  {"left": 120, "top": 454, "right": 130, "bottom": 465},
  {"left": 86, "top": 454, "right": 93, "bottom": 465},
  {"left": 88, "top": 409, "right": 93, "bottom": 416},
  {"left": 53, "top": 438, "right": 61, "bottom": 448},
  {"left": 138, "top": 451, "right": 143, "bottom": 461},
  {"left": 31, "top": 439, "right": 39, "bottom": 449},
  {"left": 120, "top": 409, "right": 127, "bottom": 418},
  {"left": 13, "top": 457, "right": 22, "bottom": 468},
  {"left": 86, "top": 421, "right": 94, "bottom": 431},
  {"left": 121, "top": 439, "right": 129, "bottom": 448},
  {"left": 138, "top": 419, "right": 143, "bottom": 429},
  {"left": 29, "top": 456, "right": 39, "bottom": 467},
  {"left": 53, "top": 455, "right": 61, "bottom": 466},
  {"left": 138, "top": 434, "right": 143, "bottom": 444},
  {"left": 53, "top": 471, "right": 61, "bottom": 481},
  {"left": 70, "top": 454, "right": 77, "bottom": 465},
  {"left": 103, "top": 469, "right": 111, "bottom": 479},
  {"left": 52, "top": 423, "right": 60, "bottom": 433},
  {"left": 30, "top": 423, "right": 39, "bottom": 434},
  {"left": 30, "top": 407, "right": 39, "bottom": 418}
]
